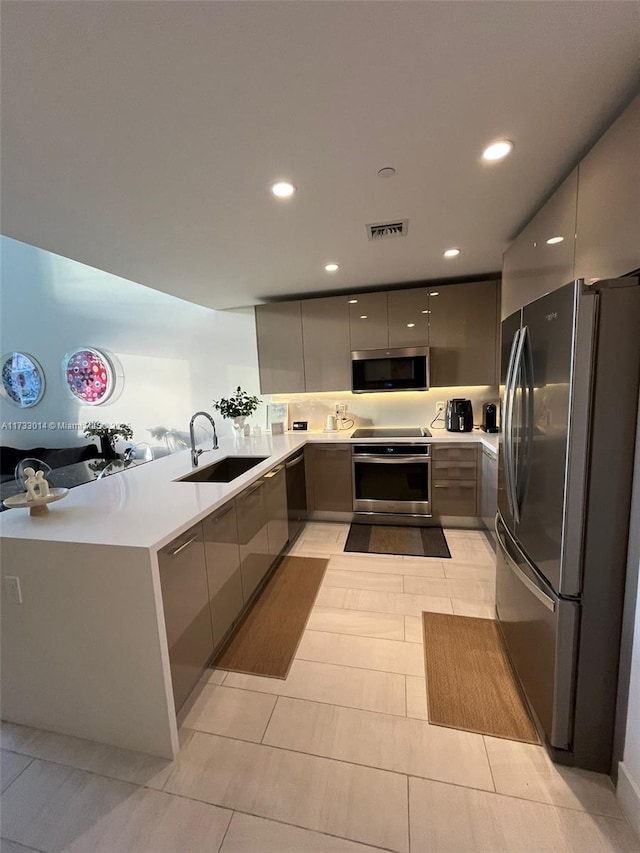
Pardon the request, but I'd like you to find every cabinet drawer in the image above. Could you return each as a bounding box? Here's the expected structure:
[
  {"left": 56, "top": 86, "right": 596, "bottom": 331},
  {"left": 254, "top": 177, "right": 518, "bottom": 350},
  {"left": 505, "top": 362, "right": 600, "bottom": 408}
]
[
  {"left": 433, "top": 479, "right": 477, "bottom": 516},
  {"left": 432, "top": 459, "right": 478, "bottom": 480},
  {"left": 432, "top": 445, "right": 478, "bottom": 463}
]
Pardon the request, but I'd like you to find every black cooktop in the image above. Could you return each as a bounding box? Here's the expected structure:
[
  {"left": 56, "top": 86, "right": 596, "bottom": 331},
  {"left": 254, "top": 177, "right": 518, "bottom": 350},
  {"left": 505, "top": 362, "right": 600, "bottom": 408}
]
[{"left": 351, "top": 427, "right": 431, "bottom": 438}]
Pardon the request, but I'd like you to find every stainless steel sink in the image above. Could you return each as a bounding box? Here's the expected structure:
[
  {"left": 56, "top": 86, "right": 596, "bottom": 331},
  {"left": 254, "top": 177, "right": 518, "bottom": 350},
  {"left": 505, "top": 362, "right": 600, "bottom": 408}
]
[{"left": 175, "top": 456, "right": 268, "bottom": 483}]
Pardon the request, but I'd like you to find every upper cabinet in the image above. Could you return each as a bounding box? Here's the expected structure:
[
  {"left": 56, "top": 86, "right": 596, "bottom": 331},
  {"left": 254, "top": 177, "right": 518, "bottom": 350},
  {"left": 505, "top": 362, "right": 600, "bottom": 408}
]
[
  {"left": 429, "top": 281, "right": 499, "bottom": 387},
  {"left": 388, "top": 287, "right": 430, "bottom": 348},
  {"left": 301, "top": 296, "right": 351, "bottom": 393},
  {"left": 502, "top": 95, "right": 640, "bottom": 319},
  {"left": 575, "top": 95, "right": 640, "bottom": 282},
  {"left": 257, "top": 280, "right": 499, "bottom": 393},
  {"left": 255, "top": 302, "right": 305, "bottom": 394},
  {"left": 501, "top": 170, "right": 578, "bottom": 320},
  {"left": 348, "top": 291, "right": 389, "bottom": 350}
]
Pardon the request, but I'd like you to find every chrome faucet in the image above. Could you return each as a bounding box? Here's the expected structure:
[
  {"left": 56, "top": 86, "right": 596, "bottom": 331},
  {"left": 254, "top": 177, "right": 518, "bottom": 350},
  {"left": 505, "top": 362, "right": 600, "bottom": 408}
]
[{"left": 189, "top": 411, "right": 219, "bottom": 467}]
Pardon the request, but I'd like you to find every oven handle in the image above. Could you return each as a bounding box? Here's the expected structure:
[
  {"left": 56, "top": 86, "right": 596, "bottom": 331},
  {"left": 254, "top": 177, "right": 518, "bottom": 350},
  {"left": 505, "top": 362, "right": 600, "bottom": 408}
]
[{"left": 352, "top": 455, "right": 431, "bottom": 463}]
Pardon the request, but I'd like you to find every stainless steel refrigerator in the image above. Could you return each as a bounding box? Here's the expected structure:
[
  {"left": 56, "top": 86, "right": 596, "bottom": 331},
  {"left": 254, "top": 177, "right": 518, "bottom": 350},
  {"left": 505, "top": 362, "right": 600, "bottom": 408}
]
[{"left": 496, "top": 276, "right": 640, "bottom": 772}]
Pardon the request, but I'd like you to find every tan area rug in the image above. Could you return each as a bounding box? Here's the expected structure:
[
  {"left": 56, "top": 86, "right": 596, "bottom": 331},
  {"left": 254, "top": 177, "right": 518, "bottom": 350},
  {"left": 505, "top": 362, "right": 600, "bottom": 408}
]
[
  {"left": 214, "top": 556, "right": 328, "bottom": 679},
  {"left": 422, "top": 613, "right": 540, "bottom": 744}
]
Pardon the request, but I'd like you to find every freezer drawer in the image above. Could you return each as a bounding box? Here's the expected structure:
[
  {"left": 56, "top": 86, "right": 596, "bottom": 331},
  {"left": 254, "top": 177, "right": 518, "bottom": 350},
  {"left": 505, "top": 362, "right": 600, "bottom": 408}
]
[{"left": 495, "top": 514, "right": 578, "bottom": 750}]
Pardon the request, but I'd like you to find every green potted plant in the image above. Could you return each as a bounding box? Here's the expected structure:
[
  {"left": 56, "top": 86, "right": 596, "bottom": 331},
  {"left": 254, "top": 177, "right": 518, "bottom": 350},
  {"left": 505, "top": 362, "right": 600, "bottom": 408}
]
[
  {"left": 84, "top": 421, "right": 133, "bottom": 459},
  {"left": 212, "top": 386, "right": 261, "bottom": 435}
]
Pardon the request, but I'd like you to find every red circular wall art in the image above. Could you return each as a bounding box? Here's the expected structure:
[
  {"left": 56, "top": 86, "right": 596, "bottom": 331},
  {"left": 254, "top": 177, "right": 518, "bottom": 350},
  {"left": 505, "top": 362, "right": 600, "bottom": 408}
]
[{"left": 63, "top": 348, "right": 114, "bottom": 405}]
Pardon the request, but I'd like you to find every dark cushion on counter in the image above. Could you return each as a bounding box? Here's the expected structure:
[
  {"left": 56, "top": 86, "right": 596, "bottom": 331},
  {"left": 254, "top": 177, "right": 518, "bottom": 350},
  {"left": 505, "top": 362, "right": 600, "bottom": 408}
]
[{"left": 0, "top": 443, "right": 100, "bottom": 481}]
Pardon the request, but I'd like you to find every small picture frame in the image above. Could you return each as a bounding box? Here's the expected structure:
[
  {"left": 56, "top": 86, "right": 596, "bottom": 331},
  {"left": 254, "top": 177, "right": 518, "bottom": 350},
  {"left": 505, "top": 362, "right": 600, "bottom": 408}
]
[
  {"left": 271, "top": 421, "right": 285, "bottom": 435},
  {"left": 267, "top": 402, "right": 289, "bottom": 431}
]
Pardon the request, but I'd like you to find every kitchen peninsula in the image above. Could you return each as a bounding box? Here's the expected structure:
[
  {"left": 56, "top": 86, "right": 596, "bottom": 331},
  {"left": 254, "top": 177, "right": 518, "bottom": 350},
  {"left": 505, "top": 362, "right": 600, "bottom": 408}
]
[{"left": 0, "top": 430, "right": 497, "bottom": 759}]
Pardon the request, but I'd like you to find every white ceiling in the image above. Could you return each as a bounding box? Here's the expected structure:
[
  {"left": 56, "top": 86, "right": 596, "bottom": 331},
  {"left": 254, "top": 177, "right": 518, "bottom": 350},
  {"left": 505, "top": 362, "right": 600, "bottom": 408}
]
[{"left": 2, "top": 1, "right": 639, "bottom": 310}]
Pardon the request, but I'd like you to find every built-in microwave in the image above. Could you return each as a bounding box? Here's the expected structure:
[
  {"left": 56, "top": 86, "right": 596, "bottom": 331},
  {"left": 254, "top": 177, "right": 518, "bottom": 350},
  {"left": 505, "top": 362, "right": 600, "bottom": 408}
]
[{"left": 351, "top": 347, "right": 430, "bottom": 393}]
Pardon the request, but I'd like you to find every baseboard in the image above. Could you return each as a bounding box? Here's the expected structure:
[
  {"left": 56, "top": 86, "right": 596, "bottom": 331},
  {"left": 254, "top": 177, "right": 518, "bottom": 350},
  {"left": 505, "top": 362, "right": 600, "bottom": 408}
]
[{"left": 617, "top": 761, "right": 640, "bottom": 839}]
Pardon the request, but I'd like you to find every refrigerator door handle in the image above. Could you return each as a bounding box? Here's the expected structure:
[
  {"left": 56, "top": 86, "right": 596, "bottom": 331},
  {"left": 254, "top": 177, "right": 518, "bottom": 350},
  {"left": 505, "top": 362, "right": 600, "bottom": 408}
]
[
  {"left": 503, "top": 328, "right": 521, "bottom": 520},
  {"left": 514, "top": 325, "right": 534, "bottom": 519},
  {"left": 508, "top": 327, "right": 527, "bottom": 524},
  {"left": 495, "top": 514, "right": 556, "bottom": 612}
]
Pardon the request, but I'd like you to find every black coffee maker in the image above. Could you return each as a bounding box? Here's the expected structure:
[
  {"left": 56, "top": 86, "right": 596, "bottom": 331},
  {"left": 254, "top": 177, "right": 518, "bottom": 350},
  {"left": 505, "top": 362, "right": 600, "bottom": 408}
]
[{"left": 445, "top": 399, "right": 474, "bottom": 432}]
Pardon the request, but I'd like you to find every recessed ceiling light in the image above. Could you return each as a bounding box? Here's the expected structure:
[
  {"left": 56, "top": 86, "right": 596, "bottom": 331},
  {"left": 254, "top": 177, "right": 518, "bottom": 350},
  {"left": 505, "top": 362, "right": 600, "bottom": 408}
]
[
  {"left": 407, "top": 323, "right": 415, "bottom": 328},
  {"left": 482, "top": 140, "right": 514, "bottom": 162},
  {"left": 360, "top": 315, "right": 368, "bottom": 319},
  {"left": 377, "top": 166, "right": 396, "bottom": 178},
  {"left": 429, "top": 291, "right": 439, "bottom": 297},
  {"left": 324, "top": 263, "right": 340, "bottom": 272},
  {"left": 271, "top": 181, "right": 296, "bottom": 198},
  {"left": 421, "top": 310, "right": 431, "bottom": 314},
  {"left": 443, "top": 248, "right": 460, "bottom": 258},
  {"left": 546, "top": 236, "right": 564, "bottom": 245},
  {"left": 348, "top": 299, "right": 358, "bottom": 304}
]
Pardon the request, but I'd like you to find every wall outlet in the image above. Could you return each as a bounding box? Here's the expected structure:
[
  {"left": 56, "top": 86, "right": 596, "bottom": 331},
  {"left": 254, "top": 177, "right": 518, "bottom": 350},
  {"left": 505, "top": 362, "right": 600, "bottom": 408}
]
[
  {"left": 435, "top": 401, "right": 445, "bottom": 414},
  {"left": 3, "top": 576, "right": 23, "bottom": 604},
  {"left": 336, "top": 403, "right": 347, "bottom": 415}
]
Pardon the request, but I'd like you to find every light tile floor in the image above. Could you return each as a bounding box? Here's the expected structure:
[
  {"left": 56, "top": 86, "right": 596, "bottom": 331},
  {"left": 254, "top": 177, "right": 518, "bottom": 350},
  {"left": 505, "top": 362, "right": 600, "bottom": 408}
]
[{"left": 1, "top": 522, "right": 638, "bottom": 852}]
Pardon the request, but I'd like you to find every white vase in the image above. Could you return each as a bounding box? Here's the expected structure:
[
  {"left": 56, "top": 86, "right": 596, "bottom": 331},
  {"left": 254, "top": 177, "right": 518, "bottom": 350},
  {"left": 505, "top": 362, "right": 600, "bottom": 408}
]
[{"left": 232, "top": 416, "right": 247, "bottom": 436}]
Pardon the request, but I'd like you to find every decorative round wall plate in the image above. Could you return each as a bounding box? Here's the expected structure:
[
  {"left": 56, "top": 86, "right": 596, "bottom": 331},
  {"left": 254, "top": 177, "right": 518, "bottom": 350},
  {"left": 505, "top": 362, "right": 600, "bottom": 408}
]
[
  {"left": 63, "top": 347, "right": 115, "bottom": 405},
  {"left": 1, "top": 351, "right": 46, "bottom": 408}
]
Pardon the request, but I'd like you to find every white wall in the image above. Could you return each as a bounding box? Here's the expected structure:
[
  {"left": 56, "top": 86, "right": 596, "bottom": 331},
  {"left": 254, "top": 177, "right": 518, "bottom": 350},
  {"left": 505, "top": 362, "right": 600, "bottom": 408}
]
[{"left": 0, "top": 236, "right": 260, "bottom": 453}]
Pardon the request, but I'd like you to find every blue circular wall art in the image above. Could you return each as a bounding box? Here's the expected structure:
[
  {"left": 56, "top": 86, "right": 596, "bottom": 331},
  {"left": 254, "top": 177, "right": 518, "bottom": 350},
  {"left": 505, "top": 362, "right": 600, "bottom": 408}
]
[{"left": 1, "top": 351, "right": 46, "bottom": 408}]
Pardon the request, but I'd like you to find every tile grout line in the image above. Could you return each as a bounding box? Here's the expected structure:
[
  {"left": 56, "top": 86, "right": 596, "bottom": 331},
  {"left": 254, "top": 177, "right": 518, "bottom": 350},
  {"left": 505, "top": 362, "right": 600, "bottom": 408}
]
[
  {"left": 215, "top": 809, "right": 235, "bottom": 853},
  {"left": 480, "top": 735, "right": 498, "bottom": 794},
  {"left": 187, "top": 682, "right": 411, "bottom": 721},
  {"left": 302, "top": 626, "right": 420, "bottom": 647},
  {"left": 406, "top": 774, "right": 411, "bottom": 853},
  {"left": 4, "top": 734, "right": 625, "bottom": 824},
  {"left": 294, "top": 654, "right": 422, "bottom": 679},
  {"left": 0, "top": 754, "right": 34, "bottom": 795},
  {"left": 260, "top": 696, "right": 280, "bottom": 745}
]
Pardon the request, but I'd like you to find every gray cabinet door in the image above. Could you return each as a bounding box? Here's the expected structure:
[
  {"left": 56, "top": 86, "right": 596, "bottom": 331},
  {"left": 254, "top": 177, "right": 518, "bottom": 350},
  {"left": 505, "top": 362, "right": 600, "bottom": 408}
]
[
  {"left": 432, "top": 445, "right": 479, "bottom": 517},
  {"left": 388, "top": 287, "right": 430, "bottom": 347},
  {"left": 202, "top": 502, "right": 243, "bottom": 649},
  {"left": 302, "top": 296, "right": 351, "bottom": 392},
  {"left": 481, "top": 445, "right": 498, "bottom": 539},
  {"left": 264, "top": 465, "right": 289, "bottom": 558},
  {"left": 236, "top": 481, "right": 271, "bottom": 602},
  {"left": 255, "top": 302, "right": 305, "bottom": 394},
  {"left": 428, "top": 281, "right": 499, "bottom": 386},
  {"left": 502, "top": 170, "right": 578, "bottom": 320},
  {"left": 307, "top": 444, "right": 353, "bottom": 512},
  {"left": 349, "top": 291, "right": 388, "bottom": 350},
  {"left": 575, "top": 95, "right": 640, "bottom": 282},
  {"left": 158, "top": 524, "right": 213, "bottom": 712}
]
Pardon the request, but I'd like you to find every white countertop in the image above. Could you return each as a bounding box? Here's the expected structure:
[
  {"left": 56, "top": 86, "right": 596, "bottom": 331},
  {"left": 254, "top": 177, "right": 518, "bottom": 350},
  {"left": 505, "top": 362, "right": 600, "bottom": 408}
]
[{"left": 0, "top": 430, "right": 498, "bottom": 549}]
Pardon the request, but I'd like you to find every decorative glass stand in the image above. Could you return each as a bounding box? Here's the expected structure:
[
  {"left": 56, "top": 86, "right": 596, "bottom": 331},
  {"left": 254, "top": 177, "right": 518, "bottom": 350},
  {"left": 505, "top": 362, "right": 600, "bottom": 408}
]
[{"left": 3, "top": 488, "right": 69, "bottom": 516}]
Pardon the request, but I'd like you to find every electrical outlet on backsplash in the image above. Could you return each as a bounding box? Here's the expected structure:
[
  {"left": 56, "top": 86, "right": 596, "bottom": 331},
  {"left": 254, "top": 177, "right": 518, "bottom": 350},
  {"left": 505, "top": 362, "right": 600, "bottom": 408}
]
[{"left": 264, "top": 387, "right": 499, "bottom": 432}]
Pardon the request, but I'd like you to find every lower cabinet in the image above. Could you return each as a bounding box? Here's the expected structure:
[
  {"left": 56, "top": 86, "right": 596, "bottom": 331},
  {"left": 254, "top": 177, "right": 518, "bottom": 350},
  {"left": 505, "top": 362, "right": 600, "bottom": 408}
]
[
  {"left": 158, "top": 523, "right": 214, "bottom": 712},
  {"left": 236, "top": 480, "right": 271, "bottom": 602},
  {"left": 202, "top": 501, "right": 243, "bottom": 649},
  {"left": 481, "top": 444, "right": 498, "bottom": 542},
  {"left": 305, "top": 444, "right": 353, "bottom": 512},
  {"left": 432, "top": 445, "right": 478, "bottom": 517},
  {"left": 264, "top": 464, "right": 289, "bottom": 558}
]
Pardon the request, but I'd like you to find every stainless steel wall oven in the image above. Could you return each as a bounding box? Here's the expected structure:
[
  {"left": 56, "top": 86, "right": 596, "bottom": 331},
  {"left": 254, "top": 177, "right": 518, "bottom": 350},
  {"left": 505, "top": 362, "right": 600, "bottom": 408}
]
[{"left": 352, "top": 444, "right": 432, "bottom": 516}]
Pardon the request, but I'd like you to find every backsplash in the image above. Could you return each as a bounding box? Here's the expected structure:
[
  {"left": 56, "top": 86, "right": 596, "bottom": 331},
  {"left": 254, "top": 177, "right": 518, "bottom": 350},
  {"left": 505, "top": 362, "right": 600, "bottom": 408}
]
[{"left": 265, "top": 386, "right": 499, "bottom": 433}]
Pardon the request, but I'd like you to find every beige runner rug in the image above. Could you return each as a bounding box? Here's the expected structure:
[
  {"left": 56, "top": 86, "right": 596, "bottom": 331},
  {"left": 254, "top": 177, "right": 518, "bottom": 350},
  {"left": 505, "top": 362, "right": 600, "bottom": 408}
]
[
  {"left": 215, "top": 556, "right": 328, "bottom": 679},
  {"left": 422, "top": 612, "right": 539, "bottom": 744}
]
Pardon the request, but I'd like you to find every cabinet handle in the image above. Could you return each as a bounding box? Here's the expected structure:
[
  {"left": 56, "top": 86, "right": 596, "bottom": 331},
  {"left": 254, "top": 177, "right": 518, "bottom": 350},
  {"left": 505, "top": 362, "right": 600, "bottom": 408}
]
[
  {"left": 263, "top": 465, "right": 284, "bottom": 479},
  {"left": 285, "top": 454, "right": 304, "bottom": 469},
  {"left": 240, "top": 482, "right": 262, "bottom": 500},
  {"left": 211, "top": 504, "right": 234, "bottom": 523},
  {"left": 169, "top": 535, "right": 198, "bottom": 556}
]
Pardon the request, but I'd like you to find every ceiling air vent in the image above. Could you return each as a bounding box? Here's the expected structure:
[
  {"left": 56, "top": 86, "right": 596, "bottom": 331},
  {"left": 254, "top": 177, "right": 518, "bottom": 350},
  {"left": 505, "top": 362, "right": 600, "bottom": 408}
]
[{"left": 367, "top": 219, "right": 408, "bottom": 241}]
